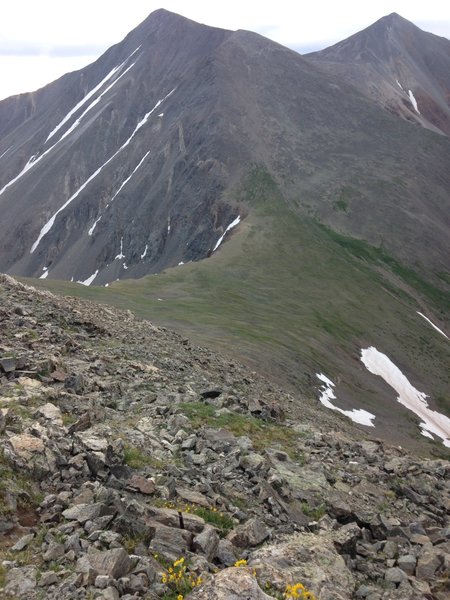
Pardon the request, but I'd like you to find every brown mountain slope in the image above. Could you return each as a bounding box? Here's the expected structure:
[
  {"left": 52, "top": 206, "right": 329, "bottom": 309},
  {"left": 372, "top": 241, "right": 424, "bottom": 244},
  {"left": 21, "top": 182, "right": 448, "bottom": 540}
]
[
  {"left": 0, "top": 10, "right": 449, "bottom": 288},
  {"left": 307, "top": 13, "right": 450, "bottom": 136}
]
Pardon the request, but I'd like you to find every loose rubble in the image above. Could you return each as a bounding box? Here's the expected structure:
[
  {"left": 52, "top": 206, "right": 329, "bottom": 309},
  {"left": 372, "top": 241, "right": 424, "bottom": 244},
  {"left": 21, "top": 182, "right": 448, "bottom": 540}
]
[{"left": 0, "top": 274, "right": 449, "bottom": 599}]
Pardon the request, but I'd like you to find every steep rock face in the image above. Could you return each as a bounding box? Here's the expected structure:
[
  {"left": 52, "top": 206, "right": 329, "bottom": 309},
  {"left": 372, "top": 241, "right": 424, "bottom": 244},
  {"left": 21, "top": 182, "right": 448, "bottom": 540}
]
[
  {"left": 0, "top": 10, "right": 240, "bottom": 284},
  {"left": 0, "top": 10, "right": 449, "bottom": 285},
  {"left": 307, "top": 13, "right": 450, "bottom": 136}
]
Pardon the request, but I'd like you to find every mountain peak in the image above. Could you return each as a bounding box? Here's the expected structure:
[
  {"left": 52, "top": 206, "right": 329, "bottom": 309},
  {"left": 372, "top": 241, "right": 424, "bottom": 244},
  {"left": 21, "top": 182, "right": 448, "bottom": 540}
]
[
  {"left": 307, "top": 12, "right": 450, "bottom": 136},
  {"left": 372, "top": 12, "right": 420, "bottom": 34}
]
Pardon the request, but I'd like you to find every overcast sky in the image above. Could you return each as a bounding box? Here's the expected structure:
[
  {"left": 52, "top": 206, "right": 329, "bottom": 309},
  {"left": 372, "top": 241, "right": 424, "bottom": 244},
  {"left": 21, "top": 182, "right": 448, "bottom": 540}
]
[{"left": 1, "top": 0, "right": 449, "bottom": 100}]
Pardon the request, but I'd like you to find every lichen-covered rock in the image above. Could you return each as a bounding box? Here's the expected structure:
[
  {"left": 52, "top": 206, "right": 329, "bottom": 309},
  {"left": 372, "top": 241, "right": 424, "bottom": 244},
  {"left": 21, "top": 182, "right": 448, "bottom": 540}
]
[
  {"left": 193, "top": 526, "right": 220, "bottom": 561},
  {"left": 148, "top": 523, "right": 194, "bottom": 561},
  {"left": 75, "top": 547, "right": 132, "bottom": 582},
  {"left": 4, "top": 566, "right": 37, "bottom": 596},
  {"left": 227, "top": 518, "right": 270, "bottom": 548},
  {"left": 250, "top": 532, "right": 355, "bottom": 600},
  {"left": 187, "top": 567, "right": 273, "bottom": 600}
]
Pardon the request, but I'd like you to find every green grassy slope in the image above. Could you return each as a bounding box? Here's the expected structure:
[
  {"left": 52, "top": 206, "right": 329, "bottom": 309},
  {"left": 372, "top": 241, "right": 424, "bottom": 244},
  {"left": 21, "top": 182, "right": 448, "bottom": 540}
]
[{"left": 28, "top": 167, "right": 449, "bottom": 452}]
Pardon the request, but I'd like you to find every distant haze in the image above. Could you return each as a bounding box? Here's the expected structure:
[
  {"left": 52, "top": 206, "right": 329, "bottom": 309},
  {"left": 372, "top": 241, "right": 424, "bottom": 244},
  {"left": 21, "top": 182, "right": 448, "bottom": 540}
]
[{"left": 1, "top": 0, "right": 450, "bottom": 99}]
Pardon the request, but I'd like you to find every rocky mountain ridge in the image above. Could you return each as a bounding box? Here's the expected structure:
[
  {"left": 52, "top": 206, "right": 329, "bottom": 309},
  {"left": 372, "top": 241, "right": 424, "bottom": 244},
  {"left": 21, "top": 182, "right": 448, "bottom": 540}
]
[
  {"left": 307, "top": 13, "right": 450, "bottom": 136},
  {"left": 0, "top": 10, "right": 449, "bottom": 285},
  {"left": 1, "top": 274, "right": 449, "bottom": 599}
]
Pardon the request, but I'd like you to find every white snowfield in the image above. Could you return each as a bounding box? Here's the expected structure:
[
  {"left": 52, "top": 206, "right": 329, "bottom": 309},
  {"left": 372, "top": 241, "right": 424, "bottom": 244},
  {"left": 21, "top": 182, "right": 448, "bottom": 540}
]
[
  {"left": 114, "top": 237, "right": 125, "bottom": 261},
  {"left": 140, "top": 245, "right": 148, "bottom": 259},
  {"left": 46, "top": 56, "right": 134, "bottom": 142},
  {"left": 88, "top": 150, "right": 150, "bottom": 236},
  {"left": 213, "top": 216, "right": 241, "bottom": 252},
  {"left": 416, "top": 311, "right": 449, "bottom": 340},
  {"left": 30, "top": 89, "right": 175, "bottom": 253},
  {"left": 55, "top": 62, "right": 136, "bottom": 146},
  {"left": 0, "top": 146, "right": 12, "bottom": 160},
  {"left": 316, "top": 373, "right": 376, "bottom": 427},
  {"left": 77, "top": 269, "right": 99, "bottom": 286},
  {"left": 360, "top": 347, "right": 450, "bottom": 447},
  {"left": 0, "top": 51, "right": 139, "bottom": 199},
  {"left": 408, "top": 90, "right": 420, "bottom": 114}
]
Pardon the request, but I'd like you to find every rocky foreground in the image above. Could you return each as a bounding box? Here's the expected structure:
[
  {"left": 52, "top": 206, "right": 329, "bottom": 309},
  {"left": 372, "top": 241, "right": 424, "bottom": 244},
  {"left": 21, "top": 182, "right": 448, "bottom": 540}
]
[{"left": 0, "top": 273, "right": 449, "bottom": 600}]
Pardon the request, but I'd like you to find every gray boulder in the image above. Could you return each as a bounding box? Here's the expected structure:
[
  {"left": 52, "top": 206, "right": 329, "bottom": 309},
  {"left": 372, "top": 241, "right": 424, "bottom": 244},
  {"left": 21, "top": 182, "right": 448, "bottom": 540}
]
[{"left": 187, "top": 566, "right": 273, "bottom": 600}]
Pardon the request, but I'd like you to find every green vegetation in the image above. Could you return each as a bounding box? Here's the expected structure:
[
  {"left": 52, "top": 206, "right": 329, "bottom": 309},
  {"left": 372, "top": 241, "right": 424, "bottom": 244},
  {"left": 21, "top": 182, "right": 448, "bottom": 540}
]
[
  {"left": 123, "top": 444, "right": 158, "bottom": 469},
  {"left": 122, "top": 532, "right": 150, "bottom": 553},
  {"left": 300, "top": 502, "right": 326, "bottom": 521},
  {"left": 27, "top": 165, "right": 450, "bottom": 451},
  {"left": 181, "top": 402, "right": 302, "bottom": 460},
  {"left": 193, "top": 506, "right": 235, "bottom": 536},
  {"left": 0, "top": 451, "right": 42, "bottom": 516},
  {"left": 160, "top": 557, "right": 203, "bottom": 600},
  {"left": 319, "top": 223, "right": 450, "bottom": 312}
]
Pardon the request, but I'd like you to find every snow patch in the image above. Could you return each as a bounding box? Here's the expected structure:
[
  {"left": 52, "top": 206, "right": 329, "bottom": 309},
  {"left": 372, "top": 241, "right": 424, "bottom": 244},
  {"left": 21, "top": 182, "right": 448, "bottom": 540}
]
[
  {"left": 31, "top": 90, "right": 174, "bottom": 252},
  {"left": 114, "top": 238, "right": 125, "bottom": 261},
  {"left": 55, "top": 63, "right": 136, "bottom": 146},
  {"left": 213, "top": 215, "right": 241, "bottom": 252},
  {"left": 88, "top": 216, "right": 102, "bottom": 237},
  {"left": 88, "top": 150, "right": 150, "bottom": 236},
  {"left": 417, "top": 311, "right": 448, "bottom": 340},
  {"left": 1, "top": 55, "right": 141, "bottom": 200},
  {"left": 46, "top": 62, "right": 124, "bottom": 142},
  {"left": 158, "top": 113, "right": 164, "bottom": 117},
  {"left": 140, "top": 245, "right": 148, "bottom": 259},
  {"left": 0, "top": 146, "right": 12, "bottom": 160},
  {"left": 167, "top": 217, "right": 171, "bottom": 234},
  {"left": 178, "top": 261, "right": 184, "bottom": 266},
  {"left": 396, "top": 79, "right": 404, "bottom": 90},
  {"left": 46, "top": 47, "right": 140, "bottom": 142},
  {"left": 77, "top": 269, "right": 99, "bottom": 286},
  {"left": 316, "top": 373, "right": 376, "bottom": 427},
  {"left": 408, "top": 90, "right": 420, "bottom": 114},
  {"left": 0, "top": 154, "right": 41, "bottom": 197},
  {"left": 123, "top": 263, "right": 128, "bottom": 270},
  {"left": 360, "top": 347, "right": 450, "bottom": 447},
  {"left": 128, "top": 45, "right": 142, "bottom": 58},
  {"left": 39, "top": 267, "right": 49, "bottom": 279}
]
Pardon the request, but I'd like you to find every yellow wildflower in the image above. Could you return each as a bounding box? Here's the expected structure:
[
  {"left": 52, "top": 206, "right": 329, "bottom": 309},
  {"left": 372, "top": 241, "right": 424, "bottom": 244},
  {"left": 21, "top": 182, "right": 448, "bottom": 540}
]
[
  {"left": 177, "top": 596, "right": 183, "bottom": 600},
  {"left": 233, "top": 559, "right": 248, "bottom": 568},
  {"left": 173, "top": 557, "right": 185, "bottom": 568}
]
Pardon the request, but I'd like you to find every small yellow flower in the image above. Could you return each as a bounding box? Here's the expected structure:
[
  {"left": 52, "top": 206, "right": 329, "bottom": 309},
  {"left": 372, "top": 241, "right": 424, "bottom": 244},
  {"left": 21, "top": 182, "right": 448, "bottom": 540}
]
[
  {"left": 233, "top": 559, "right": 248, "bottom": 568},
  {"left": 161, "top": 574, "right": 167, "bottom": 584},
  {"left": 173, "top": 557, "right": 185, "bottom": 567},
  {"left": 177, "top": 595, "right": 183, "bottom": 600}
]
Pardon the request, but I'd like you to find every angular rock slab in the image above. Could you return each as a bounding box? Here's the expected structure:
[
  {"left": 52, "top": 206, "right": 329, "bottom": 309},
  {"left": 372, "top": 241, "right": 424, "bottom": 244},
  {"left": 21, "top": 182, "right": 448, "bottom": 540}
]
[
  {"left": 5, "top": 566, "right": 37, "bottom": 596},
  {"left": 187, "top": 567, "right": 273, "bottom": 600},
  {"left": 227, "top": 518, "right": 270, "bottom": 548},
  {"left": 148, "top": 522, "right": 193, "bottom": 562},
  {"left": 250, "top": 532, "right": 355, "bottom": 600},
  {"left": 76, "top": 547, "right": 132, "bottom": 583}
]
